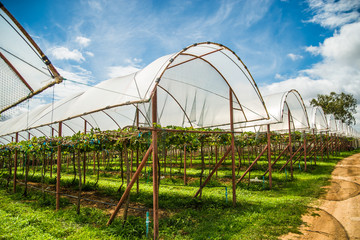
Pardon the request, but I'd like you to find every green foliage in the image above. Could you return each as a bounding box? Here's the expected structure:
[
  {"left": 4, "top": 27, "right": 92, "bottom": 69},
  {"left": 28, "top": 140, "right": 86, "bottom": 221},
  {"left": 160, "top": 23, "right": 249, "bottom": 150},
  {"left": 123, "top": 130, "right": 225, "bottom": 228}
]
[
  {"left": 1, "top": 148, "right": 358, "bottom": 239},
  {"left": 0, "top": 119, "right": 358, "bottom": 239},
  {"left": 310, "top": 92, "right": 357, "bottom": 125}
]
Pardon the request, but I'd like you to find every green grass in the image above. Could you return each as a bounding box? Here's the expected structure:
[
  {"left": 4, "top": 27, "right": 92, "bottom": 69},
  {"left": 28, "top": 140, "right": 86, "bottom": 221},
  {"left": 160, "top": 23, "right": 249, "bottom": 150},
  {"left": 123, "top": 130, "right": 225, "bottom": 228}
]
[
  {"left": 0, "top": 149, "right": 359, "bottom": 239},
  {"left": 0, "top": 187, "right": 146, "bottom": 239}
]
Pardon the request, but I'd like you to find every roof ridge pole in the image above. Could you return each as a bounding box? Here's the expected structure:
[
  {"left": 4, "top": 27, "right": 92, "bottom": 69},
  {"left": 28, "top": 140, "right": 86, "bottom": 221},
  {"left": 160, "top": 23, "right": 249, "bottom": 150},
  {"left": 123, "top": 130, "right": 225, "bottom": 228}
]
[
  {"left": 229, "top": 89, "right": 236, "bottom": 207},
  {"left": 56, "top": 121, "right": 62, "bottom": 210},
  {"left": 13, "top": 132, "right": 18, "bottom": 193},
  {"left": 152, "top": 87, "right": 159, "bottom": 239},
  {"left": 267, "top": 125, "right": 272, "bottom": 189}
]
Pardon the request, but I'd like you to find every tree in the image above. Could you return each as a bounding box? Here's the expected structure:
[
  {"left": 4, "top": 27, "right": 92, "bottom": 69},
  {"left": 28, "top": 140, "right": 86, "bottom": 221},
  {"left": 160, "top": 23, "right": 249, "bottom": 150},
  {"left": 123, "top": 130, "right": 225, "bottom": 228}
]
[{"left": 310, "top": 92, "right": 357, "bottom": 125}]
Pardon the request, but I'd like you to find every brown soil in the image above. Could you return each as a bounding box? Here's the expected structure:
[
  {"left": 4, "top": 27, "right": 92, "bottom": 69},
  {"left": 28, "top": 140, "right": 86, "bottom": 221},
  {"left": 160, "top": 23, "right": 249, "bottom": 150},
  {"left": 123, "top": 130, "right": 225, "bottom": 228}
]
[
  {"left": 18, "top": 179, "right": 170, "bottom": 219},
  {"left": 281, "top": 153, "right": 360, "bottom": 240}
]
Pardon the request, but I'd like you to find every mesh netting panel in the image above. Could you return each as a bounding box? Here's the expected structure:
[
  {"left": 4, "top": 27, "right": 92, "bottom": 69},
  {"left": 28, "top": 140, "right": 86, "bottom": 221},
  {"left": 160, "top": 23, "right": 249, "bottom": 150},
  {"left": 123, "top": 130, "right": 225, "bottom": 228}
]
[
  {"left": 0, "top": 100, "right": 27, "bottom": 122},
  {"left": 0, "top": 58, "right": 30, "bottom": 114}
]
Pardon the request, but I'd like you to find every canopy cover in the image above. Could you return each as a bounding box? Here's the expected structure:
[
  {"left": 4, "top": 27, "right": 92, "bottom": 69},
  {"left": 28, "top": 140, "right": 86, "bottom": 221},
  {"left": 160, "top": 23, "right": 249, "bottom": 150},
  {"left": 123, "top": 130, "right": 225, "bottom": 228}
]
[
  {"left": 239, "top": 90, "right": 310, "bottom": 132},
  {"left": 0, "top": 42, "right": 269, "bottom": 142},
  {"left": 307, "top": 106, "right": 328, "bottom": 132},
  {"left": 0, "top": 3, "right": 61, "bottom": 114}
]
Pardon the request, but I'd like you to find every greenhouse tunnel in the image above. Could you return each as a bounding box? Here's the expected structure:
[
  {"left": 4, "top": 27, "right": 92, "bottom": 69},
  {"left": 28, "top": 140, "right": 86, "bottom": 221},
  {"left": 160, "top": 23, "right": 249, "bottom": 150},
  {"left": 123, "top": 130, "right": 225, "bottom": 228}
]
[
  {"left": 0, "top": 42, "right": 270, "bottom": 141},
  {"left": 306, "top": 106, "right": 328, "bottom": 133},
  {"left": 238, "top": 89, "right": 310, "bottom": 133},
  {"left": 0, "top": 42, "right": 272, "bottom": 239},
  {"left": 1, "top": 1, "right": 359, "bottom": 238}
]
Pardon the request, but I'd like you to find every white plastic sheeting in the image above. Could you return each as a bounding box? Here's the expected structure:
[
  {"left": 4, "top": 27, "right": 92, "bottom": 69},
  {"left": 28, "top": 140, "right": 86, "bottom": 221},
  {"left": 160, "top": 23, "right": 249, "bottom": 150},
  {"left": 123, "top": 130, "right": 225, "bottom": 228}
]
[
  {"left": 336, "top": 120, "right": 344, "bottom": 136},
  {"left": 239, "top": 90, "right": 310, "bottom": 133},
  {"left": 326, "top": 114, "right": 337, "bottom": 133},
  {"left": 306, "top": 106, "right": 328, "bottom": 133},
  {"left": 0, "top": 42, "right": 269, "bottom": 141},
  {"left": 0, "top": 4, "right": 61, "bottom": 113}
]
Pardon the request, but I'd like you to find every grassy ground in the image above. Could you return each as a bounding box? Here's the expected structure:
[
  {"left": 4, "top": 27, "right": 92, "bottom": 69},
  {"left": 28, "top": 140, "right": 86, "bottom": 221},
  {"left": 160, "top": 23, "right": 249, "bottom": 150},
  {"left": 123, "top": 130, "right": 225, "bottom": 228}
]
[{"left": 0, "top": 149, "right": 359, "bottom": 239}]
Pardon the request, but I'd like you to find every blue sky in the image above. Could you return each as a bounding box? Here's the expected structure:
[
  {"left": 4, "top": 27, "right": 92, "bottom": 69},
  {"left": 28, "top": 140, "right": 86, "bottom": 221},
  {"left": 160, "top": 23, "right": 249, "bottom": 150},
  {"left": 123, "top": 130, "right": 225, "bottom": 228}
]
[{"left": 3, "top": 0, "right": 360, "bottom": 130}]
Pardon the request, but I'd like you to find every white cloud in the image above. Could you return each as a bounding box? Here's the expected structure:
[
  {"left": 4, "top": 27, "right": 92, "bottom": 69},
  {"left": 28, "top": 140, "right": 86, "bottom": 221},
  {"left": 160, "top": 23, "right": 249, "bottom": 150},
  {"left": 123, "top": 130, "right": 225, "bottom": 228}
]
[
  {"left": 87, "top": 0, "right": 102, "bottom": 11},
  {"left": 107, "top": 65, "right": 140, "bottom": 78},
  {"left": 50, "top": 47, "right": 85, "bottom": 62},
  {"left": 260, "top": 76, "right": 334, "bottom": 102},
  {"left": 106, "top": 58, "right": 143, "bottom": 78},
  {"left": 85, "top": 51, "right": 94, "bottom": 57},
  {"left": 287, "top": 53, "right": 303, "bottom": 61},
  {"left": 125, "top": 58, "right": 142, "bottom": 65},
  {"left": 307, "top": 0, "right": 360, "bottom": 28},
  {"left": 75, "top": 36, "right": 91, "bottom": 47},
  {"left": 53, "top": 66, "right": 93, "bottom": 99},
  {"left": 316, "top": 22, "right": 360, "bottom": 67},
  {"left": 274, "top": 73, "right": 284, "bottom": 80},
  {"left": 261, "top": 21, "right": 360, "bottom": 129},
  {"left": 305, "top": 45, "right": 320, "bottom": 55}
]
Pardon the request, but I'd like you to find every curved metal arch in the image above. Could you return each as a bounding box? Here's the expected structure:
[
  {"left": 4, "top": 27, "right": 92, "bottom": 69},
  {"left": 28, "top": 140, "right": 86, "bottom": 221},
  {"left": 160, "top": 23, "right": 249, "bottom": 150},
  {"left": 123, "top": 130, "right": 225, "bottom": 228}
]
[
  {"left": 0, "top": 136, "right": 11, "bottom": 144},
  {"left": 101, "top": 110, "right": 121, "bottom": 129},
  {"left": 18, "top": 132, "right": 28, "bottom": 141},
  {"left": 179, "top": 52, "right": 247, "bottom": 116},
  {"left": 326, "top": 114, "right": 337, "bottom": 132},
  {"left": 33, "top": 127, "right": 48, "bottom": 137},
  {"left": 80, "top": 116, "right": 95, "bottom": 130},
  {"left": 50, "top": 126, "right": 58, "bottom": 136},
  {"left": 153, "top": 42, "right": 269, "bottom": 120},
  {"left": 157, "top": 84, "right": 193, "bottom": 128},
  {"left": 131, "top": 103, "right": 152, "bottom": 127},
  {"left": 278, "top": 89, "right": 310, "bottom": 129},
  {"left": 158, "top": 51, "right": 248, "bottom": 123},
  {"left": 284, "top": 102, "right": 295, "bottom": 131},
  {"left": 168, "top": 43, "right": 266, "bottom": 113},
  {"left": 62, "top": 122, "right": 76, "bottom": 135},
  {"left": 308, "top": 106, "right": 328, "bottom": 131}
]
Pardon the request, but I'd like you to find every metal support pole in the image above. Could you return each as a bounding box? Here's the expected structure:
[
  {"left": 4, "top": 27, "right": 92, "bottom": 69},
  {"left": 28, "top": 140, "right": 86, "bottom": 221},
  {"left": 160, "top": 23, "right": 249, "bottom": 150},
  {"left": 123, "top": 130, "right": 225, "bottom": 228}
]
[
  {"left": 320, "top": 133, "right": 324, "bottom": 162},
  {"left": 215, "top": 146, "right": 218, "bottom": 177},
  {"left": 288, "top": 109, "right": 293, "bottom": 179},
  {"left": 263, "top": 143, "right": 290, "bottom": 176},
  {"left": 50, "top": 127, "right": 54, "bottom": 178},
  {"left": 107, "top": 145, "right": 153, "bottom": 225},
  {"left": 13, "top": 132, "right": 18, "bottom": 193},
  {"left": 237, "top": 145, "right": 268, "bottom": 184},
  {"left": 83, "top": 120, "right": 87, "bottom": 185},
  {"left": 152, "top": 89, "right": 159, "bottom": 239},
  {"left": 56, "top": 121, "right": 62, "bottom": 210},
  {"left": 229, "top": 90, "right": 236, "bottom": 206},
  {"left": 303, "top": 131, "right": 307, "bottom": 171},
  {"left": 279, "top": 141, "right": 305, "bottom": 172},
  {"left": 194, "top": 147, "right": 232, "bottom": 198},
  {"left": 136, "top": 107, "right": 140, "bottom": 193},
  {"left": 184, "top": 145, "right": 187, "bottom": 185},
  {"left": 313, "top": 129, "right": 317, "bottom": 165},
  {"left": 267, "top": 125, "right": 272, "bottom": 189}
]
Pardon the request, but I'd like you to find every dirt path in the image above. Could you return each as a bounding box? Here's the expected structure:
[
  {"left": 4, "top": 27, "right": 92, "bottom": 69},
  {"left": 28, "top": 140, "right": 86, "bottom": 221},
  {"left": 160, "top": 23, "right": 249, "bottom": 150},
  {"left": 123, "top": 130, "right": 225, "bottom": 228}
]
[{"left": 281, "top": 153, "right": 360, "bottom": 240}]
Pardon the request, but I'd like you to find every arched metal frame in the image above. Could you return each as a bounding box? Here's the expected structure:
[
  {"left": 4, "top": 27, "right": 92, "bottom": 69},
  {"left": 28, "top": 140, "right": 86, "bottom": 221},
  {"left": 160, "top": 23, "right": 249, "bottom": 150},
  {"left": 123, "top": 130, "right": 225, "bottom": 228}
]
[{"left": 0, "top": 3, "right": 62, "bottom": 114}]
